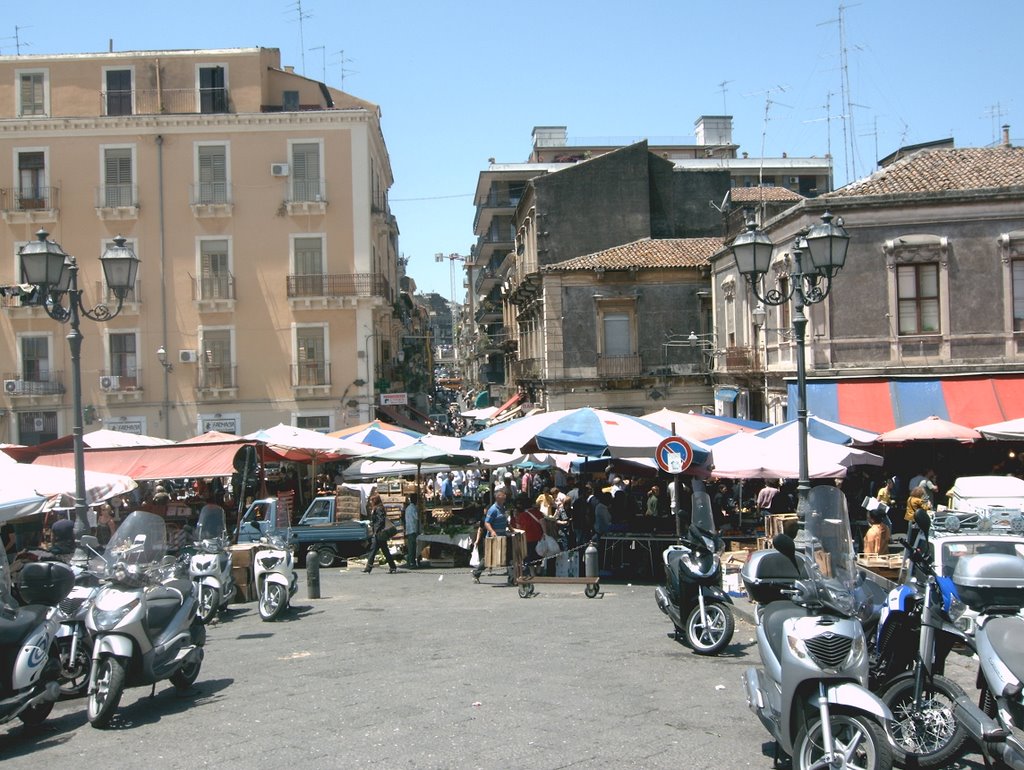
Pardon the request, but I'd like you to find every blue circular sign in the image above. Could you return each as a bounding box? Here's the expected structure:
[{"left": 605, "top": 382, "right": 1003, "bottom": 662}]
[{"left": 656, "top": 436, "right": 694, "bottom": 473}]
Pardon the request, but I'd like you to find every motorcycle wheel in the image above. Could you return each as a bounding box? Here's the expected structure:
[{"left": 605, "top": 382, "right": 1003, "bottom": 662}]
[
  {"left": 57, "top": 636, "right": 91, "bottom": 697},
  {"left": 685, "top": 602, "right": 735, "bottom": 655},
  {"left": 18, "top": 700, "right": 54, "bottom": 726},
  {"left": 196, "top": 586, "right": 219, "bottom": 625},
  {"left": 881, "top": 674, "right": 967, "bottom": 769},
  {"left": 87, "top": 655, "right": 127, "bottom": 729},
  {"left": 169, "top": 653, "right": 203, "bottom": 692},
  {"left": 794, "top": 713, "right": 893, "bottom": 770},
  {"left": 259, "top": 582, "right": 287, "bottom": 621}
]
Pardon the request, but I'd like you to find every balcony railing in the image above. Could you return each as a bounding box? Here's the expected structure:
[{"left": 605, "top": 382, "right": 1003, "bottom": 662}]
[
  {"left": 597, "top": 354, "right": 642, "bottom": 377},
  {"left": 2, "top": 370, "right": 63, "bottom": 396},
  {"left": 723, "top": 346, "right": 760, "bottom": 370},
  {"left": 99, "top": 370, "right": 141, "bottom": 393},
  {"left": 291, "top": 362, "right": 331, "bottom": 387},
  {"left": 95, "top": 184, "right": 138, "bottom": 208},
  {"left": 198, "top": 364, "right": 237, "bottom": 390},
  {"left": 103, "top": 87, "right": 230, "bottom": 115},
  {"left": 512, "top": 357, "right": 541, "bottom": 380},
  {"left": 286, "top": 273, "right": 390, "bottom": 299},
  {"left": 1, "top": 187, "right": 59, "bottom": 212},
  {"left": 286, "top": 179, "right": 326, "bottom": 203},
  {"left": 193, "top": 274, "right": 235, "bottom": 301},
  {"left": 190, "top": 182, "right": 232, "bottom": 206}
]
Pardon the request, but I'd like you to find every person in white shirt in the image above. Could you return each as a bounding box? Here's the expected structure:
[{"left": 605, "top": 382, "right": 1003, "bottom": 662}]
[{"left": 404, "top": 496, "right": 420, "bottom": 568}]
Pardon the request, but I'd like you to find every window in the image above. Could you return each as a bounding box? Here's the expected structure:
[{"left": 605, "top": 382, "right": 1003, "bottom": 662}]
[
  {"left": 1013, "top": 260, "right": 1024, "bottom": 331},
  {"left": 104, "top": 69, "right": 132, "bottom": 116},
  {"left": 292, "top": 235, "right": 325, "bottom": 295},
  {"left": 282, "top": 90, "right": 299, "bottom": 111},
  {"left": 199, "top": 239, "right": 231, "bottom": 300},
  {"left": 296, "top": 327, "right": 327, "bottom": 386},
  {"left": 197, "top": 144, "right": 228, "bottom": 203},
  {"left": 897, "top": 264, "right": 940, "bottom": 334},
  {"left": 17, "top": 410, "right": 57, "bottom": 444},
  {"left": 200, "top": 329, "right": 233, "bottom": 388},
  {"left": 17, "top": 151, "right": 46, "bottom": 209},
  {"left": 198, "top": 66, "right": 227, "bottom": 113},
  {"left": 109, "top": 332, "right": 138, "bottom": 386},
  {"left": 18, "top": 70, "right": 47, "bottom": 116},
  {"left": 596, "top": 299, "right": 639, "bottom": 376},
  {"left": 21, "top": 336, "right": 50, "bottom": 384},
  {"left": 291, "top": 142, "right": 322, "bottom": 202},
  {"left": 602, "top": 313, "right": 631, "bottom": 356},
  {"left": 103, "top": 147, "right": 134, "bottom": 207},
  {"left": 296, "top": 414, "right": 330, "bottom": 433}
]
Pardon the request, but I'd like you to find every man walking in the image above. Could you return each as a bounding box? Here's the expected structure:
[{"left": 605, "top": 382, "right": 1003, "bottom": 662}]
[
  {"left": 473, "top": 489, "right": 508, "bottom": 583},
  {"left": 404, "top": 496, "right": 420, "bottom": 568}
]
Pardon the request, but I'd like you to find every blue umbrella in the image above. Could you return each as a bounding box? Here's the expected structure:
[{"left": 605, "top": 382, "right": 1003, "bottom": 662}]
[{"left": 753, "top": 416, "right": 878, "bottom": 446}]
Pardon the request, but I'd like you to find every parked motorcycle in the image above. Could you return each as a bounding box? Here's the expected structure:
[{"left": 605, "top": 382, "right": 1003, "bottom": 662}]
[
  {"left": 865, "top": 510, "right": 969, "bottom": 768},
  {"left": 741, "top": 485, "right": 893, "bottom": 769},
  {"left": 54, "top": 549, "right": 104, "bottom": 698},
  {"left": 254, "top": 534, "right": 297, "bottom": 621},
  {"left": 947, "top": 544, "right": 1024, "bottom": 768},
  {"left": 85, "top": 510, "right": 206, "bottom": 728},
  {"left": 187, "top": 506, "right": 235, "bottom": 624},
  {"left": 655, "top": 489, "right": 735, "bottom": 654},
  {"left": 0, "top": 555, "right": 74, "bottom": 728}
]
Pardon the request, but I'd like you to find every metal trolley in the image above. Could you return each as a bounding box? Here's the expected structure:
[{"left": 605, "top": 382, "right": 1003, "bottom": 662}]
[{"left": 513, "top": 538, "right": 600, "bottom": 599}]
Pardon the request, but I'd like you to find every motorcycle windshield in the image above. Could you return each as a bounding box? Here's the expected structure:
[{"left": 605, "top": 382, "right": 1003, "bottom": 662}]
[
  {"left": 803, "top": 485, "right": 858, "bottom": 609},
  {"left": 103, "top": 510, "right": 168, "bottom": 569},
  {"left": 691, "top": 491, "right": 716, "bottom": 536},
  {"left": 195, "top": 507, "right": 226, "bottom": 541}
]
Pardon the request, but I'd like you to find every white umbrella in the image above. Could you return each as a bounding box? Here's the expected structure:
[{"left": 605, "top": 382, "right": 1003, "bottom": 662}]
[
  {"left": 709, "top": 431, "right": 882, "bottom": 480},
  {"left": 83, "top": 428, "right": 175, "bottom": 448},
  {"left": 976, "top": 417, "right": 1024, "bottom": 440},
  {"left": 0, "top": 453, "right": 138, "bottom": 523}
]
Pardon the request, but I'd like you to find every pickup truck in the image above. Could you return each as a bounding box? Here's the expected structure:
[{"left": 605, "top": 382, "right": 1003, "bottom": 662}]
[{"left": 235, "top": 492, "right": 372, "bottom": 567}]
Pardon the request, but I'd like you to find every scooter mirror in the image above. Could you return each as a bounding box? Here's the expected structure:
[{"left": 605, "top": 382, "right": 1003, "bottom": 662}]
[
  {"left": 774, "top": 533, "right": 797, "bottom": 559},
  {"left": 914, "top": 509, "right": 931, "bottom": 535}
]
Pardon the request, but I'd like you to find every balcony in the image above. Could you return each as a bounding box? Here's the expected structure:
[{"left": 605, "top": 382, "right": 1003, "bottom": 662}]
[
  {"left": 189, "top": 183, "right": 233, "bottom": 217},
  {"left": 95, "top": 184, "right": 139, "bottom": 220},
  {"left": 512, "top": 357, "right": 541, "bottom": 381},
  {"left": 284, "top": 179, "right": 327, "bottom": 215},
  {"left": 287, "top": 273, "right": 391, "bottom": 310},
  {"left": 722, "top": 346, "right": 760, "bottom": 371},
  {"left": 99, "top": 369, "right": 142, "bottom": 402},
  {"left": 192, "top": 273, "right": 235, "bottom": 313},
  {"left": 100, "top": 87, "right": 230, "bottom": 116},
  {"left": 197, "top": 364, "right": 237, "bottom": 399},
  {"left": 292, "top": 362, "right": 332, "bottom": 395},
  {"left": 2, "top": 370, "right": 64, "bottom": 401},
  {"left": 597, "top": 354, "right": 642, "bottom": 378},
  {"left": 1, "top": 187, "right": 59, "bottom": 224}
]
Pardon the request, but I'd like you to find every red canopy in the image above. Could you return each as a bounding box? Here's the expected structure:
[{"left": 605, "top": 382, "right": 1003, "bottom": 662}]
[{"left": 33, "top": 441, "right": 253, "bottom": 480}]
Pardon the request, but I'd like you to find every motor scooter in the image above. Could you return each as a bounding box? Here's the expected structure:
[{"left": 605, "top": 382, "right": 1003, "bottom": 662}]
[
  {"left": 85, "top": 510, "right": 206, "bottom": 728},
  {"left": 740, "top": 485, "right": 893, "bottom": 769},
  {"left": 187, "top": 506, "right": 235, "bottom": 624},
  {"left": 655, "top": 489, "right": 735, "bottom": 654},
  {"left": 54, "top": 546, "right": 104, "bottom": 698},
  {"left": 254, "top": 534, "right": 297, "bottom": 621},
  {"left": 0, "top": 556, "right": 74, "bottom": 728}
]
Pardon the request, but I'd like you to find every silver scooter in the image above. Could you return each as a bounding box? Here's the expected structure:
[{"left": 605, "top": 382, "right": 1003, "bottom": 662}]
[
  {"left": 86, "top": 511, "right": 206, "bottom": 728},
  {"left": 187, "top": 506, "right": 235, "bottom": 624},
  {"left": 254, "top": 533, "right": 297, "bottom": 621},
  {"left": 741, "top": 485, "right": 893, "bottom": 769}
]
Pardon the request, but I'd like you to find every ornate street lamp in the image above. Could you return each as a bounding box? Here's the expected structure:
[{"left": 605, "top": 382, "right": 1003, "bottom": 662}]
[
  {"left": 730, "top": 211, "right": 849, "bottom": 532},
  {"left": 18, "top": 230, "right": 140, "bottom": 555}
]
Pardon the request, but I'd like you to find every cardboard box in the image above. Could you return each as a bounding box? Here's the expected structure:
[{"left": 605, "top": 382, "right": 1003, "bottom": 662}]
[
  {"left": 485, "top": 535, "right": 508, "bottom": 567},
  {"left": 233, "top": 581, "right": 254, "bottom": 603},
  {"left": 229, "top": 544, "right": 258, "bottom": 568}
]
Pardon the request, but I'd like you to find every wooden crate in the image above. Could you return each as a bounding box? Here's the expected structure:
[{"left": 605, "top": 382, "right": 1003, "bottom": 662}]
[
  {"left": 764, "top": 513, "right": 798, "bottom": 539},
  {"left": 756, "top": 536, "right": 772, "bottom": 551}
]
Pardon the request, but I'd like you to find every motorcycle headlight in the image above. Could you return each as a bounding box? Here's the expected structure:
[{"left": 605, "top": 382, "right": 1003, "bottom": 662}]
[
  {"left": 787, "top": 633, "right": 811, "bottom": 662},
  {"left": 91, "top": 597, "right": 139, "bottom": 629},
  {"left": 946, "top": 595, "right": 967, "bottom": 623}
]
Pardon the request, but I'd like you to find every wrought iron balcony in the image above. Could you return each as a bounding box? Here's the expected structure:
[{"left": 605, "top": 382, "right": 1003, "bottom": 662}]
[
  {"left": 1, "top": 186, "right": 59, "bottom": 213},
  {"left": 286, "top": 273, "right": 390, "bottom": 299},
  {"left": 597, "top": 354, "right": 642, "bottom": 377},
  {"left": 197, "top": 364, "right": 237, "bottom": 390},
  {"left": 2, "top": 370, "right": 64, "bottom": 396},
  {"left": 291, "top": 362, "right": 331, "bottom": 387}
]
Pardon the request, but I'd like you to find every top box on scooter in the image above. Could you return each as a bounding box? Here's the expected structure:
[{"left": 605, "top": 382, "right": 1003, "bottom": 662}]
[
  {"left": 18, "top": 560, "right": 75, "bottom": 605},
  {"left": 952, "top": 552, "right": 1024, "bottom": 613},
  {"left": 740, "top": 549, "right": 807, "bottom": 605}
]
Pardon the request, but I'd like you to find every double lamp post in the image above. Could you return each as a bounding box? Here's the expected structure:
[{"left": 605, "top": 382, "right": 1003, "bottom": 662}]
[
  {"left": 729, "top": 210, "right": 850, "bottom": 529},
  {"left": 18, "top": 229, "right": 140, "bottom": 548}
]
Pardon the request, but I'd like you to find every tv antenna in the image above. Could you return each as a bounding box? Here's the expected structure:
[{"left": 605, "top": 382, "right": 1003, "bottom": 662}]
[
  {"left": 1, "top": 25, "right": 32, "bottom": 55},
  {"left": 717, "top": 80, "right": 733, "bottom": 114},
  {"left": 334, "top": 50, "right": 358, "bottom": 90},
  {"left": 818, "top": 2, "right": 863, "bottom": 184},
  {"left": 309, "top": 45, "right": 326, "bottom": 82},
  {"left": 803, "top": 91, "right": 847, "bottom": 191},
  {"left": 745, "top": 85, "right": 792, "bottom": 209},
  {"left": 287, "top": 1, "right": 313, "bottom": 76},
  {"left": 983, "top": 102, "right": 1010, "bottom": 145}
]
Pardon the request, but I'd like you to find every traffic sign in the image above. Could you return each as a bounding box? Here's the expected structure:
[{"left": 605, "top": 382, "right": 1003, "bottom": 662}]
[{"left": 655, "top": 436, "right": 694, "bottom": 474}]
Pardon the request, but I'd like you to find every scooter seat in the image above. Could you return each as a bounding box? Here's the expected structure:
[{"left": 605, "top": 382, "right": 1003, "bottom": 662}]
[
  {"left": 144, "top": 581, "right": 191, "bottom": 634},
  {"left": 982, "top": 616, "right": 1024, "bottom": 685},
  {"left": 762, "top": 601, "right": 806, "bottom": 662}
]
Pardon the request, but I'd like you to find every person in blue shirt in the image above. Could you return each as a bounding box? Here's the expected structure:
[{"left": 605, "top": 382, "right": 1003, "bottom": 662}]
[{"left": 472, "top": 489, "right": 508, "bottom": 583}]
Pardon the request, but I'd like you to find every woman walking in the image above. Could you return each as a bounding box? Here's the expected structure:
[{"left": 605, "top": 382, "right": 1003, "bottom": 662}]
[{"left": 363, "top": 493, "right": 397, "bottom": 574}]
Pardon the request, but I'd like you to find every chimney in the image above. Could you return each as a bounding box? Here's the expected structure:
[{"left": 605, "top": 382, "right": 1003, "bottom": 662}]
[{"left": 1003, "top": 124, "right": 1012, "bottom": 148}]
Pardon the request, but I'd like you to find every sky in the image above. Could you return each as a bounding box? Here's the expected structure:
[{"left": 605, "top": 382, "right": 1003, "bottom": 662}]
[{"left": 9, "top": 0, "right": 1021, "bottom": 297}]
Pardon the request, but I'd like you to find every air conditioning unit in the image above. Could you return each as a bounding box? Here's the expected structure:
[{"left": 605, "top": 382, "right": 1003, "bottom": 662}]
[
  {"left": 788, "top": 176, "right": 800, "bottom": 185},
  {"left": 179, "top": 350, "right": 198, "bottom": 364},
  {"left": 3, "top": 379, "right": 23, "bottom": 394},
  {"left": 99, "top": 375, "right": 121, "bottom": 391},
  {"left": 270, "top": 163, "right": 289, "bottom": 177}
]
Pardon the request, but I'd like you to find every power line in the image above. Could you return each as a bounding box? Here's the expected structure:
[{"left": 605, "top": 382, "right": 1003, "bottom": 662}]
[{"left": 391, "top": 193, "right": 473, "bottom": 202}]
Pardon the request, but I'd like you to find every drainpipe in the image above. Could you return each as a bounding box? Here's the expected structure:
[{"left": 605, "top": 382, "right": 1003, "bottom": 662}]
[{"left": 156, "top": 134, "right": 170, "bottom": 438}]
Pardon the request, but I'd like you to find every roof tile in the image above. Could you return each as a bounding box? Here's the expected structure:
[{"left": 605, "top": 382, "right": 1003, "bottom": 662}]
[
  {"left": 544, "top": 237, "right": 722, "bottom": 272},
  {"left": 730, "top": 186, "right": 804, "bottom": 203}
]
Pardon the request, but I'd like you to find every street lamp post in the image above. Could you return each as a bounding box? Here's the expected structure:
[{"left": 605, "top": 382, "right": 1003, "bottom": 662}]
[
  {"left": 730, "top": 211, "right": 849, "bottom": 532},
  {"left": 18, "top": 230, "right": 140, "bottom": 553}
]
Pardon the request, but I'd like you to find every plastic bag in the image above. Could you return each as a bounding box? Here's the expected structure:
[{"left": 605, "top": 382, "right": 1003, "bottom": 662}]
[
  {"left": 536, "top": 534, "right": 560, "bottom": 559},
  {"left": 469, "top": 548, "right": 481, "bottom": 568}
]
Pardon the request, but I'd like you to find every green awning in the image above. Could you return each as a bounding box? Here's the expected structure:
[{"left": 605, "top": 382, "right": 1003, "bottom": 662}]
[{"left": 474, "top": 390, "right": 490, "bottom": 408}]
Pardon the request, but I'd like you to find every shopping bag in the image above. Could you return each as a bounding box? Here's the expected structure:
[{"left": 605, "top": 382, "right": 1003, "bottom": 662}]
[
  {"left": 469, "top": 548, "right": 481, "bottom": 568},
  {"left": 537, "top": 534, "right": 560, "bottom": 559}
]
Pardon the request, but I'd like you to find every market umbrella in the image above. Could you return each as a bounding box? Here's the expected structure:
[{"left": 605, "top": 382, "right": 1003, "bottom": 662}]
[
  {"left": 752, "top": 416, "right": 879, "bottom": 447},
  {"left": 640, "top": 408, "right": 765, "bottom": 442},
  {"left": 83, "top": 428, "right": 175, "bottom": 448},
  {"left": 328, "top": 420, "right": 423, "bottom": 447},
  {"left": 708, "top": 431, "right": 882, "bottom": 479},
  {"left": 360, "top": 439, "right": 481, "bottom": 515},
  {"left": 876, "top": 415, "right": 982, "bottom": 444},
  {"left": 245, "top": 424, "right": 371, "bottom": 499},
  {"left": 975, "top": 417, "right": 1024, "bottom": 440}
]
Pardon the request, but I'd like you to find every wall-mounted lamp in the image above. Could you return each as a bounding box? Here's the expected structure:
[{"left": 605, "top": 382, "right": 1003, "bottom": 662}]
[{"left": 156, "top": 345, "right": 173, "bottom": 373}]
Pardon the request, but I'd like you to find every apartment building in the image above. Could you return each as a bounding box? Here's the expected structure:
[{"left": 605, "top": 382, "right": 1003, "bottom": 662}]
[{"left": 0, "top": 47, "right": 398, "bottom": 443}]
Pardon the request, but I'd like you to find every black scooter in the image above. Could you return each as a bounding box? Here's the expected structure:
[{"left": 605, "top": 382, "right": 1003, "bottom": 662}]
[{"left": 655, "top": 490, "right": 735, "bottom": 655}]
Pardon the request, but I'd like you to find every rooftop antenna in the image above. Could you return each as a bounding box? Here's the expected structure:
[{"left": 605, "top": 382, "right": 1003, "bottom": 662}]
[
  {"left": 1, "top": 25, "right": 32, "bottom": 56},
  {"left": 859, "top": 114, "right": 881, "bottom": 174},
  {"left": 818, "top": 2, "right": 862, "bottom": 184},
  {"left": 745, "top": 85, "right": 792, "bottom": 215},
  {"left": 334, "top": 50, "right": 358, "bottom": 91},
  {"left": 309, "top": 44, "right": 325, "bottom": 82},
  {"left": 287, "top": 1, "right": 312, "bottom": 76},
  {"left": 717, "top": 80, "right": 733, "bottom": 114},
  {"left": 983, "top": 102, "right": 1009, "bottom": 145},
  {"left": 802, "top": 91, "right": 846, "bottom": 191}
]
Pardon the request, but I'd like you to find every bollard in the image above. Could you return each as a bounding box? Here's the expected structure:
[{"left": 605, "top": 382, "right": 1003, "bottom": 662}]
[
  {"left": 584, "top": 540, "right": 598, "bottom": 579},
  {"left": 306, "top": 548, "right": 321, "bottom": 599}
]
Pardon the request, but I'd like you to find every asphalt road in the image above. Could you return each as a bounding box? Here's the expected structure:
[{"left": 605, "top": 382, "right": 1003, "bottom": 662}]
[{"left": 0, "top": 565, "right": 992, "bottom": 769}]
